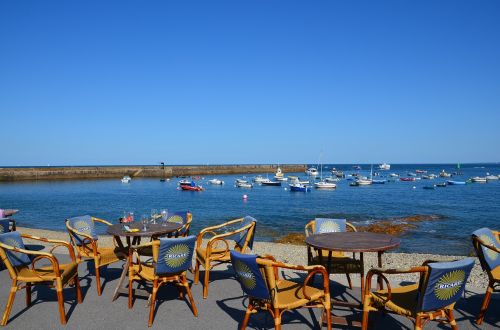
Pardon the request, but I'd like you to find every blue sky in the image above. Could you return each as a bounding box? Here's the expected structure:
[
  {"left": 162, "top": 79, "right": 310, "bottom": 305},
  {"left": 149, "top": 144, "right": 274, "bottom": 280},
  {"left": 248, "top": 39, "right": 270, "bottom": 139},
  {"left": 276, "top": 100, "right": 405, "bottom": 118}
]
[{"left": 1, "top": 1, "right": 499, "bottom": 165}]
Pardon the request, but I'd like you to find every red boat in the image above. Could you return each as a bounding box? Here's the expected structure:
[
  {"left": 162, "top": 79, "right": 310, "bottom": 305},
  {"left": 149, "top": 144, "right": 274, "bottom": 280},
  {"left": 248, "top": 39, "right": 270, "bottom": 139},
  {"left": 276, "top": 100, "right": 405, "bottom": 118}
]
[
  {"left": 180, "top": 181, "right": 203, "bottom": 191},
  {"left": 415, "top": 170, "right": 427, "bottom": 174},
  {"left": 400, "top": 177, "right": 416, "bottom": 182}
]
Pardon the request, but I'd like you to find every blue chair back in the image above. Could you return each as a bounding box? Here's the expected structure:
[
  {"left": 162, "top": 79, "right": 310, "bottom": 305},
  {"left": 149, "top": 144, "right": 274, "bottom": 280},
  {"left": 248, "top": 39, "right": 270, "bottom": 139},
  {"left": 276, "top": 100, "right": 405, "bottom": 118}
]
[
  {"left": 234, "top": 216, "right": 256, "bottom": 249},
  {"left": 155, "top": 235, "right": 196, "bottom": 274},
  {"left": 0, "top": 232, "right": 31, "bottom": 267},
  {"left": 472, "top": 228, "right": 500, "bottom": 271},
  {"left": 314, "top": 218, "right": 346, "bottom": 234},
  {"left": 420, "top": 258, "right": 474, "bottom": 312},
  {"left": 0, "top": 219, "right": 11, "bottom": 234},
  {"left": 166, "top": 211, "right": 190, "bottom": 235},
  {"left": 230, "top": 251, "right": 270, "bottom": 300},
  {"left": 67, "top": 215, "right": 98, "bottom": 246}
]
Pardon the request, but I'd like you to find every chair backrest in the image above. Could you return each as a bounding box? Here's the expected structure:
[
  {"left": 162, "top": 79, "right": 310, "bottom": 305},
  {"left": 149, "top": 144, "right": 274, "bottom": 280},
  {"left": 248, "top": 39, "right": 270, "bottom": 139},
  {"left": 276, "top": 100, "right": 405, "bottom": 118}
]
[
  {"left": 419, "top": 258, "right": 474, "bottom": 312},
  {"left": 154, "top": 235, "right": 196, "bottom": 275},
  {"left": 472, "top": 228, "right": 500, "bottom": 271},
  {"left": 67, "top": 215, "right": 98, "bottom": 246},
  {"left": 233, "top": 216, "right": 257, "bottom": 250},
  {"left": 314, "top": 218, "right": 347, "bottom": 234},
  {"left": 0, "top": 232, "right": 31, "bottom": 268},
  {"left": 166, "top": 211, "right": 192, "bottom": 236},
  {"left": 0, "top": 218, "right": 12, "bottom": 234},
  {"left": 230, "top": 251, "right": 270, "bottom": 300}
]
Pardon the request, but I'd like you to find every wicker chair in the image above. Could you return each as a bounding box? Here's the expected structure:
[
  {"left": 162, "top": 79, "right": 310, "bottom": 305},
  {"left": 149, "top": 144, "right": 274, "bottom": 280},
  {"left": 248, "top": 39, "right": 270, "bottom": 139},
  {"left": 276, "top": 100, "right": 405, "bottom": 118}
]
[
  {"left": 0, "top": 218, "right": 16, "bottom": 234},
  {"left": 165, "top": 211, "right": 193, "bottom": 237},
  {"left": 230, "top": 251, "right": 332, "bottom": 330},
  {"left": 128, "top": 235, "right": 198, "bottom": 327},
  {"left": 66, "top": 215, "right": 127, "bottom": 295},
  {"left": 0, "top": 232, "right": 82, "bottom": 325},
  {"left": 362, "top": 258, "right": 474, "bottom": 330},
  {"left": 471, "top": 227, "right": 500, "bottom": 325},
  {"left": 194, "top": 216, "right": 257, "bottom": 298},
  {"left": 305, "top": 218, "right": 363, "bottom": 289}
]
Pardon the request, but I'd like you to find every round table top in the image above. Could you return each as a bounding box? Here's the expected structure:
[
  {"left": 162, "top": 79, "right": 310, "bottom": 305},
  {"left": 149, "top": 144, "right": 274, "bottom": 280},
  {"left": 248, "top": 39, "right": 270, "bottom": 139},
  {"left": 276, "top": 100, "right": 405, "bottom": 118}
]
[
  {"left": 2, "top": 209, "right": 18, "bottom": 217},
  {"left": 305, "top": 232, "right": 401, "bottom": 253},
  {"left": 107, "top": 222, "right": 182, "bottom": 237}
]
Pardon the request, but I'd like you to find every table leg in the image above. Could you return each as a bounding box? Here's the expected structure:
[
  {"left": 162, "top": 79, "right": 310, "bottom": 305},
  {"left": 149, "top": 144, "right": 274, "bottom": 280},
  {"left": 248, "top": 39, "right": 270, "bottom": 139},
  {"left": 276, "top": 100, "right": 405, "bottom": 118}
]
[{"left": 112, "top": 257, "right": 129, "bottom": 301}]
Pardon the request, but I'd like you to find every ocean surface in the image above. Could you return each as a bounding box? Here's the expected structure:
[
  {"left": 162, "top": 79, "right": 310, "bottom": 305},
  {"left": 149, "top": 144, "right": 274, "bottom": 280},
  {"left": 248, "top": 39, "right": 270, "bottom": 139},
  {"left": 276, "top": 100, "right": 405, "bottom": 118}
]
[{"left": 1, "top": 163, "right": 499, "bottom": 255}]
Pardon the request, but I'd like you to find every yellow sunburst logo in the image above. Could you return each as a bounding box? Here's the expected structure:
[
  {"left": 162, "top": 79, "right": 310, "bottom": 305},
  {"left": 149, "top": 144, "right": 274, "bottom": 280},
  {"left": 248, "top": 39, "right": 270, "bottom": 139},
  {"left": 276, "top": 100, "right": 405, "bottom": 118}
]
[
  {"left": 434, "top": 270, "right": 465, "bottom": 300},
  {"left": 479, "top": 234, "right": 499, "bottom": 260},
  {"left": 4, "top": 238, "right": 22, "bottom": 249},
  {"left": 234, "top": 260, "right": 257, "bottom": 290},
  {"left": 164, "top": 244, "right": 190, "bottom": 268},
  {"left": 319, "top": 221, "right": 341, "bottom": 233},
  {"left": 167, "top": 215, "right": 184, "bottom": 225},
  {"left": 74, "top": 220, "right": 92, "bottom": 234}
]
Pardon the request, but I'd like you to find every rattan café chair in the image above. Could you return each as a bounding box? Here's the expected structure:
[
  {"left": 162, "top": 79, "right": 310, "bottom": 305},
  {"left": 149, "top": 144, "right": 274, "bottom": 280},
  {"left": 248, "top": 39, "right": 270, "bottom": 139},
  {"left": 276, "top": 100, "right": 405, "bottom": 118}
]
[
  {"left": 471, "top": 227, "right": 500, "bottom": 325},
  {"left": 66, "top": 215, "right": 127, "bottom": 295},
  {"left": 305, "top": 218, "right": 363, "bottom": 289},
  {"left": 128, "top": 235, "right": 198, "bottom": 327},
  {"left": 362, "top": 258, "right": 474, "bottom": 330},
  {"left": 0, "top": 232, "right": 82, "bottom": 326},
  {"left": 194, "top": 216, "right": 257, "bottom": 298},
  {"left": 230, "top": 251, "right": 332, "bottom": 330}
]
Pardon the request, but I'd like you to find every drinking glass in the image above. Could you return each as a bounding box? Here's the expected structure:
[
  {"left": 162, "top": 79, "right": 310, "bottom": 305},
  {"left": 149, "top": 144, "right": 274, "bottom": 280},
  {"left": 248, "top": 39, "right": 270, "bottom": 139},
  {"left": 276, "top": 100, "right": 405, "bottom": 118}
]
[
  {"left": 141, "top": 214, "right": 149, "bottom": 231},
  {"left": 151, "top": 209, "right": 158, "bottom": 224},
  {"left": 128, "top": 211, "right": 134, "bottom": 223},
  {"left": 160, "top": 209, "right": 168, "bottom": 226}
]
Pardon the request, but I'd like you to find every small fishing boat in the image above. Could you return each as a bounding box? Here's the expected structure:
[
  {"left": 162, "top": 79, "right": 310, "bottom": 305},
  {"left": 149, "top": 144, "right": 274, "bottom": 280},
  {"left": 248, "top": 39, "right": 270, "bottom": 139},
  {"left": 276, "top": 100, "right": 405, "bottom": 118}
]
[
  {"left": 352, "top": 165, "right": 362, "bottom": 170},
  {"left": 439, "top": 170, "right": 452, "bottom": 178},
  {"left": 289, "top": 179, "right": 311, "bottom": 192},
  {"left": 400, "top": 177, "right": 416, "bottom": 182},
  {"left": 485, "top": 174, "right": 498, "bottom": 180},
  {"left": 253, "top": 175, "right": 267, "bottom": 183},
  {"left": 378, "top": 163, "right": 390, "bottom": 170},
  {"left": 305, "top": 168, "right": 319, "bottom": 176},
  {"left": 389, "top": 173, "right": 399, "bottom": 178},
  {"left": 236, "top": 178, "right": 248, "bottom": 184},
  {"left": 274, "top": 167, "right": 288, "bottom": 181},
  {"left": 349, "top": 181, "right": 359, "bottom": 187},
  {"left": 179, "top": 179, "right": 192, "bottom": 186},
  {"left": 121, "top": 175, "right": 131, "bottom": 183},
  {"left": 372, "top": 179, "right": 386, "bottom": 184},
  {"left": 236, "top": 181, "right": 253, "bottom": 188},
  {"left": 408, "top": 172, "right": 417, "bottom": 177},
  {"left": 314, "top": 181, "right": 336, "bottom": 189},
  {"left": 208, "top": 178, "right": 224, "bottom": 185},
  {"left": 436, "top": 182, "right": 447, "bottom": 187},
  {"left": 356, "top": 177, "right": 373, "bottom": 185},
  {"left": 324, "top": 177, "right": 340, "bottom": 183},
  {"left": 471, "top": 177, "right": 487, "bottom": 183},
  {"left": 447, "top": 180, "right": 466, "bottom": 185},
  {"left": 180, "top": 181, "right": 203, "bottom": 191},
  {"left": 261, "top": 179, "right": 281, "bottom": 186},
  {"left": 415, "top": 169, "right": 427, "bottom": 174},
  {"left": 423, "top": 185, "right": 436, "bottom": 190}
]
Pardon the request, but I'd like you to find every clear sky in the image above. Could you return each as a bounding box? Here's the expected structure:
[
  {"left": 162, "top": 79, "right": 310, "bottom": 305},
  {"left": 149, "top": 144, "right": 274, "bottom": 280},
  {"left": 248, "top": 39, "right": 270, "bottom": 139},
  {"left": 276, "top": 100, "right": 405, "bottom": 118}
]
[{"left": 1, "top": 1, "right": 499, "bottom": 166}]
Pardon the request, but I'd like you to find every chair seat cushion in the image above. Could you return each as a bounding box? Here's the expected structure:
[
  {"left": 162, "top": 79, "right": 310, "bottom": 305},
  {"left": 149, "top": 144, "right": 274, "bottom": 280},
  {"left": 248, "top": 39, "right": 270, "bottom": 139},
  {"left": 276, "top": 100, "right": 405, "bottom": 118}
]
[
  {"left": 196, "top": 247, "right": 230, "bottom": 265},
  {"left": 130, "top": 263, "right": 185, "bottom": 281},
  {"left": 274, "top": 279, "right": 325, "bottom": 309},
  {"left": 370, "top": 284, "right": 419, "bottom": 317},
  {"left": 80, "top": 246, "right": 127, "bottom": 266},
  {"left": 309, "top": 255, "right": 363, "bottom": 274},
  {"left": 17, "top": 261, "right": 78, "bottom": 284}
]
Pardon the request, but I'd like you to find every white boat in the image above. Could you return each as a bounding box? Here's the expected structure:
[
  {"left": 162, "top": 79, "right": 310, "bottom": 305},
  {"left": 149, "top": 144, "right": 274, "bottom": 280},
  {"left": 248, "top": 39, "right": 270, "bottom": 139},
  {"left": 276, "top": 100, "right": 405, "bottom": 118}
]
[
  {"left": 324, "top": 177, "right": 340, "bottom": 183},
  {"left": 236, "top": 181, "right": 253, "bottom": 188},
  {"left": 253, "top": 175, "right": 267, "bottom": 183},
  {"left": 314, "top": 181, "right": 336, "bottom": 189},
  {"left": 236, "top": 178, "right": 248, "bottom": 184},
  {"left": 485, "top": 173, "right": 498, "bottom": 180},
  {"left": 121, "top": 175, "right": 131, "bottom": 183},
  {"left": 274, "top": 167, "right": 288, "bottom": 181},
  {"left": 208, "top": 178, "right": 224, "bottom": 185},
  {"left": 389, "top": 173, "right": 399, "bottom": 178},
  {"left": 356, "top": 176, "right": 373, "bottom": 185},
  {"left": 305, "top": 167, "right": 319, "bottom": 176},
  {"left": 439, "top": 170, "right": 452, "bottom": 178},
  {"left": 471, "top": 177, "right": 487, "bottom": 183},
  {"left": 299, "top": 180, "right": 310, "bottom": 184},
  {"left": 378, "top": 163, "right": 390, "bottom": 170}
]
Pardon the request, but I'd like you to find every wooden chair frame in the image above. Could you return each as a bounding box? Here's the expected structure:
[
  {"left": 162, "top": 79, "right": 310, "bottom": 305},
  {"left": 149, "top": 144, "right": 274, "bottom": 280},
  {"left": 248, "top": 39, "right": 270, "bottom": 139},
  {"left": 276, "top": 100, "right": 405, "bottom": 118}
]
[
  {"left": 128, "top": 241, "right": 197, "bottom": 327},
  {"left": 0, "top": 234, "right": 82, "bottom": 325},
  {"left": 471, "top": 230, "right": 500, "bottom": 325},
  {"left": 66, "top": 216, "right": 127, "bottom": 295},
  {"left": 362, "top": 262, "right": 460, "bottom": 330},
  {"left": 305, "top": 220, "right": 363, "bottom": 290},
  {"left": 194, "top": 218, "right": 256, "bottom": 298},
  {"left": 239, "top": 255, "right": 332, "bottom": 330}
]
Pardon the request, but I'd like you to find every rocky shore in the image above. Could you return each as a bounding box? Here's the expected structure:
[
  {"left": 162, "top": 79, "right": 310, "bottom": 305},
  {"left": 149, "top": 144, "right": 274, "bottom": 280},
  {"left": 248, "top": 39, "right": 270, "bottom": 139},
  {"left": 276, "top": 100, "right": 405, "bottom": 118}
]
[{"left": 16, "top": 227, "right": 489, "bottom": 290}]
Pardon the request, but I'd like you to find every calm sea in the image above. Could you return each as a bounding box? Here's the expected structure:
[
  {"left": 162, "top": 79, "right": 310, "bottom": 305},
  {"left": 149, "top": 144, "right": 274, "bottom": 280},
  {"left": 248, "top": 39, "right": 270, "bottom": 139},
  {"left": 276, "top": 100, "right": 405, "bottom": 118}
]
[{"left": 1, "top": 163, "right": 499, "bottom": 255}]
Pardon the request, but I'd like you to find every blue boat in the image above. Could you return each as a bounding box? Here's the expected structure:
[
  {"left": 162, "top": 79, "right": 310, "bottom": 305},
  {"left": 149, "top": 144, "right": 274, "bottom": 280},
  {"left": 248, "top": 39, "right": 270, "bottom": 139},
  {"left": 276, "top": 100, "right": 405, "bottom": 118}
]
[
  {"left": 447, "top": 180, "right": 466, "bottom": 185},
  {"left": 289, "top": 182, "right": 311, "bottom": 192},
  {"left": 423, "top": 185, "right": 436, "bottom": 190},
  {"left": 372, "top": 180, "right": 386, "bottom": 184}
]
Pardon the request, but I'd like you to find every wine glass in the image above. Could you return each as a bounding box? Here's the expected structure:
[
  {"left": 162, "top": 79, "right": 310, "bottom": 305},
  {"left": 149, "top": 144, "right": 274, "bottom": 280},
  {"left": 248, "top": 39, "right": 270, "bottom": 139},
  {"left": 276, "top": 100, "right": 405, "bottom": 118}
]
[
  {"left": 141, "top": 214, "right": 149, "bottom": 231},
  {"left": 160, "top": 209, "right": 168, "bottom": 226},
  {"left": 151, "top": 209, "right": 158, "bottom": 224}
]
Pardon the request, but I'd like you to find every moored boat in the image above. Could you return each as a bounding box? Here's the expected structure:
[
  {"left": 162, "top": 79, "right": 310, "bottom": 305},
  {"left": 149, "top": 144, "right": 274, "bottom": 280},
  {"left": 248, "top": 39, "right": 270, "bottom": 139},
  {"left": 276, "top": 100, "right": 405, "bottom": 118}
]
[
  {"left": 253, "top": 175, "right": 267, "bottom": 183},
  {"left": 179, "top": 179, "right": 192, "bottom": 186},
  {"left": 236, "top": 178, "right": 248, "bottom": 184},
  {"left": 314, "top": 181, "right": 336, "bottom": 189},
  {"left": 436, "top": 182, "right": 447, "bottom": 187},
  {"left": 180, "top": 181, "right": 203, "bottom": 191},
  {"left": 289, "top": 179, "right": 311, "bottom": 192},
  {"left": 485, "top": 174, "right": 498, "bottom": 180},
  {"left": 439, "top": 170, "right": 452, "bottom": 178},
  {"left": 400, "top": 177, "right": 416, "bottom": 182},
  {"left": 389, "top": 173, "right": 399, "bottom": 178},
  {"left": 261, "top": 179, "right": 281, "bottom": 186},
  {"left": 356, "top": 177, "right": 373, "bottom": 185},
  {"left": 324, "top": 177, "right": 340, "bottom": 183},
  {"left": 423, "top": 185, "right": 436, "bottom": 190},
  {"left": 235, "top": 181, "right": 253, "bottom": 188},
  {"left": 305, "top": 168, "right": 319, "bottom": 177},
  {"left": 121, "top": 175, "right": 131, "bottom": 183},
  {"left": 274, "top": 167, "right": 287, "bottom": 181},
  {"left": 378, "top": 163, "right": 390, "bottom": 170},
  {"left": 208, "top": 178, "right": 224, "bottom": 185},
  {"left": 447, "top": 180, "right": 466, "bottom": 185},
  {"left": 372, "top": 179, "right": 386, "bottom": 184},
  {"left": 415, "top": 169, "right": 427, "bottom": 174},
  {"left": 471, "top": 177, "right": 487, "bottom": 183}
]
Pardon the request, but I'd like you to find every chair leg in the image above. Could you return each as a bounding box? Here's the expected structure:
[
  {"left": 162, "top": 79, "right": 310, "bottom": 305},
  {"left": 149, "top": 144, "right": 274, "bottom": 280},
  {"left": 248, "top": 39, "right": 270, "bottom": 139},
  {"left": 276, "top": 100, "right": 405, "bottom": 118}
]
[
  {"left": 415, "top": 315, "right": 422, "bottom": 330},
  {"left": 346, "top": 273, "right": 353, "bottom": 290},
  {"left": 203, "top": 263, "right": 210, "bottom": 299},
  {"left": 74, "top": 275, "right": 83, "bottom": 303},
  {"left": 325, "top": 304, "right": 332, "bottom": 330},
  {"left": 148, "top": 279, "right": 159, "bottom": 327},
  {"left": 476, "top": 283, "right": 493, "bottom": 325},
  {"left": 95, "top": 263, "right": 102, "bottom": 296},
  {"left": 128, "top": 278, "right": 134, "bottom": 309},
  {"left": 446, "top": 309, "right": 458, "bottom": 330},
  {"left": 56, "top": 279, "right": 67, "bottom": 325},
  {"left": 361, "top": 306, "right": 370, "bottom": 330},
  {"left": 26, "top": 283, "right": 32, "bottom": 307},
  {"left": 274, "top": 308, "right": 282, "bottom": 330},
  {"left": 240, "top": 301, "right": 254, "bottom": 330},
  {"left": 182, "top": 275, "right": 198, "bottom": 317},
  {"left": 194, "top": 259, "right": 200, "bottom": 284},
  {"left": 1, "top": 281, "right": 17, "bottom": 326}
]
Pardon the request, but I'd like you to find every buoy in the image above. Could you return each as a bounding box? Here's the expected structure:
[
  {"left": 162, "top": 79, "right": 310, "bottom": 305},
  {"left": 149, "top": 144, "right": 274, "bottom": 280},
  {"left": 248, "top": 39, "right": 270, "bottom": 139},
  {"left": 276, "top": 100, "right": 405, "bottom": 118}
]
[
  {"left": 243, "top": 194, "right": 248, "bottom": 200},
  {"left": 413, "top": 186, "right": 416, "bottom": 189}
]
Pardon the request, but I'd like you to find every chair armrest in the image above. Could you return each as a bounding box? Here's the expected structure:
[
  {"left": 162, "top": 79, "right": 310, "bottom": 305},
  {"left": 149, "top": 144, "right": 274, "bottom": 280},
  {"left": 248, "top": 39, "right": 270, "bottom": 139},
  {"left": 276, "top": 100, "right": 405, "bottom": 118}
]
[
  {"left": 21, "top": 234, "right": 77, "bottom": 262},
  {"left": 31, "top": 254, "right": 61, "bottom": 277},
  {"left": 302, "top": 266, "right": 330, "bottom": 300},
  {"left": 196, "top": 230, "right": 218, "bottom": 248},
  {"left": 92, "top": 217, "right": 113, "bottom": 226},
  {"left": 206, "top": 237, "right": 230, "bottom": 256},
  {"left": 346, "top": 222, "right": 357, "bottom": 232},
  {"left": 364, "top": 266, "right": 427, "bottom": 302},
  {"left": 475, "top": 237, "right": 500, "bottom": 254}
]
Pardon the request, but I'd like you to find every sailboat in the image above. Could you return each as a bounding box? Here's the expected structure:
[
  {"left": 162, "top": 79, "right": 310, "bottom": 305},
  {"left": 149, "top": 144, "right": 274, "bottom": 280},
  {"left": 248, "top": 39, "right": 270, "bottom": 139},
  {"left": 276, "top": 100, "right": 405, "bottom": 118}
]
[
  {"left": 356, "top": 165, "right": 373, "bottom": 185},
  {"left": 314, "top": 155, "right": 336, "bottom": 189}
]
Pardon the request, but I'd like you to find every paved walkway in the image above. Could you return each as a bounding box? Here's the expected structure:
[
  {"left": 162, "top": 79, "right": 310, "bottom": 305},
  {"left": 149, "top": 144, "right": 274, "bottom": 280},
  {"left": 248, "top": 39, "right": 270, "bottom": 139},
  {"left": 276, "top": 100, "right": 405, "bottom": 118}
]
[{"left": 0, "top": 255, "right": 498, "bottom": 329}]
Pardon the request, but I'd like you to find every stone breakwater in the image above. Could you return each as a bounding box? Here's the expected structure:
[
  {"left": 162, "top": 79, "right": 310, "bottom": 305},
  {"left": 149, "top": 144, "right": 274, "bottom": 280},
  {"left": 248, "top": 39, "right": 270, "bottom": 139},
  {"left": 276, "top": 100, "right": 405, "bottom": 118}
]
[{"left": 0, "top": 164, "right": 306, "bottom": 181}]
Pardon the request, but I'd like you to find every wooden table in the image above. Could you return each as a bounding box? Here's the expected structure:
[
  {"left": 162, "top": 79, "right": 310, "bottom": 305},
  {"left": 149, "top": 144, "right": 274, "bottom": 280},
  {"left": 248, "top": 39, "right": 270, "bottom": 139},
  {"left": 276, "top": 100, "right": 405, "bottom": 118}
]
[
  {"left": 107, "top": 222, "right": 182, "bottom": 301},
  {"left": 306, "top": 232, "right": 401, "bottom": 326}
]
